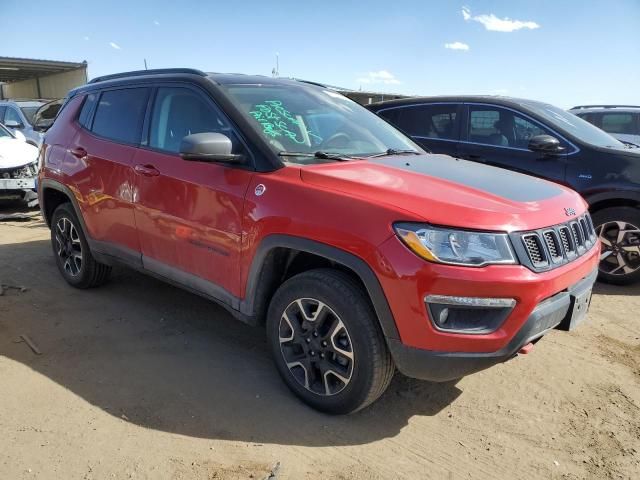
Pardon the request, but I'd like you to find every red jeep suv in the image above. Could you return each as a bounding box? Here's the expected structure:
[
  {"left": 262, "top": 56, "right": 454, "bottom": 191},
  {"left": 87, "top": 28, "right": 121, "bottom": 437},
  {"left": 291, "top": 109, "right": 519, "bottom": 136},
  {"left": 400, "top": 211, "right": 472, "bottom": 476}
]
[{"left": 38, "top": 69, "right": 599, "bottom": 414}]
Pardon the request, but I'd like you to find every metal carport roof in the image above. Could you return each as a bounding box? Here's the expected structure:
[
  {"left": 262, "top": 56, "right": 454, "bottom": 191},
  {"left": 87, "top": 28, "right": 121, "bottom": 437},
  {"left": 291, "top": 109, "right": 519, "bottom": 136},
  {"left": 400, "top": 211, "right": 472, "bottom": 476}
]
[{"left": 0, "top": 56, "right": 87, "bottom": 83}]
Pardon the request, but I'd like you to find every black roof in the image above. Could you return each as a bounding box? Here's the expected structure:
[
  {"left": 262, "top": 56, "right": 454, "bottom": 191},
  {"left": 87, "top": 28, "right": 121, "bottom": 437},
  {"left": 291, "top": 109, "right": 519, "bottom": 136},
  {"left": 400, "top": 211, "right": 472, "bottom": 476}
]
[
  {"left": 85, "top": 69, "right": 322, "bottom": 89},
  {"left": 367, "top": 95, "right": 551, "bottom": 111},
  {"left": 71, "top": 69, "right": 328, "bottom": 99}
]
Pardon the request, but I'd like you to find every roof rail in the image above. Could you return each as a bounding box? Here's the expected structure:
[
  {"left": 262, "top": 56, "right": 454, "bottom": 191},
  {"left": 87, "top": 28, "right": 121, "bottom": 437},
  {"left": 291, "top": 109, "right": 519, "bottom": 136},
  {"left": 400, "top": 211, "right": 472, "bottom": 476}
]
[
  {"left": 570, "top": 104, "right": 640, "bottom": 110},
  {"left": 89, "top": 68, "right": 207, "bottom": 84}
]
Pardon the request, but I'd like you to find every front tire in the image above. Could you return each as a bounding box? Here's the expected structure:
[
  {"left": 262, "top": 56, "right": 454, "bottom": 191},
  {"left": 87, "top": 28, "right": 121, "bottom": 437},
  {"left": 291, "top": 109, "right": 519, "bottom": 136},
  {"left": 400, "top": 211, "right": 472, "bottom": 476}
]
[
  {"left": 592, "top": 206, "right": 640, "bottom": 285},
  {"left": 50, "top": 203, "right": 111, "bottom": 288},
  {"left": 267, "top": 269, "right": 394, "bottom": 414}
]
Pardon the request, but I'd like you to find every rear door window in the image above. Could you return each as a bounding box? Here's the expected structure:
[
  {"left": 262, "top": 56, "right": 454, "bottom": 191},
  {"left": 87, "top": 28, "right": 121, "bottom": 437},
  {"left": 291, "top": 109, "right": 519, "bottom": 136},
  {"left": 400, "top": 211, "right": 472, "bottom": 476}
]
[
  {"left": 380, "top": 104, "right": 459, "bottom": 140},
  {"left": 91, "top": 88, "right": 149, "bottom": 144}
]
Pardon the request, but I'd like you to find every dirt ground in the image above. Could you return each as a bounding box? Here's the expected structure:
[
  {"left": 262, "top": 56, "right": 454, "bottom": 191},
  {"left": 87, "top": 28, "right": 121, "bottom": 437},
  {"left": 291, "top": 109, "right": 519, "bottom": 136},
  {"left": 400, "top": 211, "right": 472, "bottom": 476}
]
[{"left": 1, "top": 203, "right": 639, "bottom": 480}]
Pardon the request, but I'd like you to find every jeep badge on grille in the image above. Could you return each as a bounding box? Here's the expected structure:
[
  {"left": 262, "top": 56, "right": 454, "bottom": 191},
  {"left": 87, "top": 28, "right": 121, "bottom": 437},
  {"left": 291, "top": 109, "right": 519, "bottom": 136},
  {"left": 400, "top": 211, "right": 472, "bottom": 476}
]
[{"left": 564, "top": 207, "right": 576, "bottom": 216}]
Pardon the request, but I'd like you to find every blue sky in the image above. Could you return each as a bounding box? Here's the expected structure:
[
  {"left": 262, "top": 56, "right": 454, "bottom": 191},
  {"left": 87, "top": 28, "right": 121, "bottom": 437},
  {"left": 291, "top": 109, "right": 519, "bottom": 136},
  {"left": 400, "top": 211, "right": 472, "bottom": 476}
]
[{"left": 3, "top": 0, "right": 639, "bottom": 108}]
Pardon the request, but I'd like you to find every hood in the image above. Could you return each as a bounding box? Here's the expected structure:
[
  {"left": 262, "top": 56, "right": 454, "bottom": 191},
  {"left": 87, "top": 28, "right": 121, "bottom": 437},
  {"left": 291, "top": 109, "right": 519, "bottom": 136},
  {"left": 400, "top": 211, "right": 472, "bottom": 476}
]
[
  {"left": 300, "top": 154, "right": 587, "bottom": 232},
  {"left": 0, "top": 137, "right": 39, "bottom": 169}
]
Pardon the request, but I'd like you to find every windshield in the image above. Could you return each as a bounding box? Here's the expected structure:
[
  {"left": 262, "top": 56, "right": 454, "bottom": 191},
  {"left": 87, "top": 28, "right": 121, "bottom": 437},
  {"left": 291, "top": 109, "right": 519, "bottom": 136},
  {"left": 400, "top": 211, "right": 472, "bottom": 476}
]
[
  {"left": 0, "top": 124, "right": 13, "bottom": 138},
  {"left": 529, "top": 103, "right": 625, "bottom": 149},
  {"left": 19, "top": 106, "right": 41, "bottom": 125},
  {"left": 221, "top": 83, "right": 422, "bottom": 164}
]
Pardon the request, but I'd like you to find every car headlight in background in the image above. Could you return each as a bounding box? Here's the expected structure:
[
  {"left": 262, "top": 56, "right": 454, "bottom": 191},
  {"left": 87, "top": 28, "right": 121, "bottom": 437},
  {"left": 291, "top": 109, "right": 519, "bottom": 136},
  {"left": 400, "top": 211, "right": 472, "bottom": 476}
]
[{"left": 394, "top": 223, "right": 517, "bottom": 267}]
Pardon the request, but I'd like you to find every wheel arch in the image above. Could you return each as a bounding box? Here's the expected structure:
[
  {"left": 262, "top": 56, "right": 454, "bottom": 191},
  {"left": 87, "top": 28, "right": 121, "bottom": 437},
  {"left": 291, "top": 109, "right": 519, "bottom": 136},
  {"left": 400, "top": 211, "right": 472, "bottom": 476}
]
[
  {"left": 586, "top": 191, "right": 640, "bottom": 216},
  {"left": 39, "top": 179, "right": 88, "bottom": 233},
  {"left": 240, "top": 235, "right": 400, "bottom": 340}
]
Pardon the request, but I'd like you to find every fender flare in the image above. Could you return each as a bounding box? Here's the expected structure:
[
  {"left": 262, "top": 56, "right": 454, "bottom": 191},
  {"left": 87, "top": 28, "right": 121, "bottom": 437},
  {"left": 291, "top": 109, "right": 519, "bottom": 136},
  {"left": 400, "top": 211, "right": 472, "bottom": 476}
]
[
  {"left": 584, "top": 190, "right": 640, "bottom": 209},
  {"left": 240, "top": 234, "right": 400, "bottom": 340},
  {"left": 39, "top": 178, "right": 89, "bottom": 232}
]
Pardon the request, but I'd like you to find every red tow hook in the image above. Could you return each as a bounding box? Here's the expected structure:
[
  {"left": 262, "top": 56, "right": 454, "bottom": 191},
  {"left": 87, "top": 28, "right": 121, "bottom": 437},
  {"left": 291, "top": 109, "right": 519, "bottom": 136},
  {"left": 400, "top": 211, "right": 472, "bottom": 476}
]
[{"left": 518, "top": 342, "right": 534, "bottom": 355}]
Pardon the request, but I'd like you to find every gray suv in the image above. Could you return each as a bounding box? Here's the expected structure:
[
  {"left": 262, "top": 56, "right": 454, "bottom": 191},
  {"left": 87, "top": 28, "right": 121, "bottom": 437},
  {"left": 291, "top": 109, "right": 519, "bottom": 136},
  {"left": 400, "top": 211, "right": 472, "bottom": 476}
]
[
  {"left": 0, "top": 99, "right": 47, "bottom": 146},
  {"left": 570, "top": 105, "right": 640, "bottom": 146}
]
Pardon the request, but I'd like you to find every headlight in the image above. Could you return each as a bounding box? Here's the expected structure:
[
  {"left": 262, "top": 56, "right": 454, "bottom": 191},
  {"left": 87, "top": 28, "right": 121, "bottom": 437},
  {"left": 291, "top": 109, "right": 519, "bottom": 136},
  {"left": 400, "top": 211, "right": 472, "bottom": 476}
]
[{"left": 394, "top": 223, "right": 517, "bottom": 267}]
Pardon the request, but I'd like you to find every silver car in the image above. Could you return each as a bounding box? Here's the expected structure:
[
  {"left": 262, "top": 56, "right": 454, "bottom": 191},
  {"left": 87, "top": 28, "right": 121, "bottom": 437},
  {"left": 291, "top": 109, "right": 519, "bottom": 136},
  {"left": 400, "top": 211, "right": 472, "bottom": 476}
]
[
  {"left": 0, "top": 99, "right": 48, "bottom": 146},
  {"left": 570, "top": 105, "right": 640, "bottom": 146}
]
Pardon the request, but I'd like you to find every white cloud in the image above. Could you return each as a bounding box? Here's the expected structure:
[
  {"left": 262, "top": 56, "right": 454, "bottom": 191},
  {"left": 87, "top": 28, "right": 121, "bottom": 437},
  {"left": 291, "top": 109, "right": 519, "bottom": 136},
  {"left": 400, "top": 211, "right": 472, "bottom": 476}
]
[
  {"left": 109, "top": 42, "right": 121, "bottom": 50},
  {"left": 153, "top": 20, "right": 160, "bottom": 26},
  {"left": 462, "top": 6, "right": 540, "bottom": 32},
  {"left": 83, "top": 36, "right": 90, "bottom": 41},
  {"left": 356, "top": 70, "right": 401, "bottom": 85},
  {"left": 444, "top": 41, "right": 469, "bottom": 51}
]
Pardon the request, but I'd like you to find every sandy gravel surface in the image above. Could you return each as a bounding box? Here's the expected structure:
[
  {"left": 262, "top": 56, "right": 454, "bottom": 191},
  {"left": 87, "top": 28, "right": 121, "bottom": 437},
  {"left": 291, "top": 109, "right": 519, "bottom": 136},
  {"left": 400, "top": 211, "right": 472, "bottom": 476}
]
[{"left": 1, "top": 211, "right": 638, "bottom": 479}]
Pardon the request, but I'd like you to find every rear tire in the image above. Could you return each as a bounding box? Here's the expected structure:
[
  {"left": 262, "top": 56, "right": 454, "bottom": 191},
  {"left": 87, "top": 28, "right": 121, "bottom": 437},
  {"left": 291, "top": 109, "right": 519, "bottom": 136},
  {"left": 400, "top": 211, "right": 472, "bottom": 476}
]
[
  {"left": 592, "top": 206, "right": 640, "bottom": 285},
  {"left": 266, "top": 269, "right": 394, "bottom": 414},
  {"left": 50, "top": 203, "right": 111, "bottom": 288}
]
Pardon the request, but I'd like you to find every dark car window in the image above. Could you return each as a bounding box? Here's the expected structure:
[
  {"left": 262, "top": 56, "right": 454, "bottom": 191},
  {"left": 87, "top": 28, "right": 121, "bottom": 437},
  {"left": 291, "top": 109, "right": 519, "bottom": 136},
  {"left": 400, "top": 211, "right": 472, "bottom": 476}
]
[
  {"left": 468, "top": 105, "right": 555, "bottom": 149},
  {"left": 380, "top": 104, "right": 458, "bottom": 140},
  {"left": 149, "top": 87, "right": 234, "bottom": 153},
  {"left": 0, "top": 106, "right": 6, "bottom": 120},
  {"left": 574, "top": 112, "right": 596, "bottom": 127},
  {"left": 600, "top": 113, "right": 636, "bottom": 134},
  {"left": 78, "top": 93, "right": 98, "bottom": 128},
  {"left": 91, "top": 88, "right": 149, "bottom": 144},
  {"left": 19, "top": 106, "right": 39, "bottom": 125}
]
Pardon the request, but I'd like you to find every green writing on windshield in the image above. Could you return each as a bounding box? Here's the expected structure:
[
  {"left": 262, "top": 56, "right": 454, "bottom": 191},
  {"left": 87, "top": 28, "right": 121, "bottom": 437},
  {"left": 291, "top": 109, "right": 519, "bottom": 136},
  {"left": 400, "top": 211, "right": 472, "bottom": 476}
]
[{"left": 249, "top": 100, "right": 322, "bottom": 145}]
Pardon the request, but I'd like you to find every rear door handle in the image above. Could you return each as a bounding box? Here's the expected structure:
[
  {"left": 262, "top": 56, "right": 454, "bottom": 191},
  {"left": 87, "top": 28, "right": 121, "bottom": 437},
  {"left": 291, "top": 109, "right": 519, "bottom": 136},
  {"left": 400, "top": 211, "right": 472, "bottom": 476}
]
[
  {"left": 134, "top": 164, "right": 160, "bottom": 177},
  {"left": 70, "top": 147, "right": 87, "bottom": 159}
]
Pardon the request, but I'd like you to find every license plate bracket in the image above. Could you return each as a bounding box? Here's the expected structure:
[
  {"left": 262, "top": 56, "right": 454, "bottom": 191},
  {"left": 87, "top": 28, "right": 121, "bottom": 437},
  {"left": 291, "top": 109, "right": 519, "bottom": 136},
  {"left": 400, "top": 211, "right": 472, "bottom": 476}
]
[{"left": 567, "top": 287, "right": 592, "bottom": 330}]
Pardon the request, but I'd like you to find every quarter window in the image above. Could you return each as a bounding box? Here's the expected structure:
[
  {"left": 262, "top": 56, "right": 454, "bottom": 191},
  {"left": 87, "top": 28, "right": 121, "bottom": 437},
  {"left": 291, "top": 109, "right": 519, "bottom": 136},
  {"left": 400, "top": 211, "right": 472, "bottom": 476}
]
[
  {"left": 148, "top": 87, "right": 233, "bottom": 153},
  {"left": 91, "top": 88, "right": 149, "bottom": 144},
  {"left": 78, "top": 93, "right": 98, "bottom": 129}
]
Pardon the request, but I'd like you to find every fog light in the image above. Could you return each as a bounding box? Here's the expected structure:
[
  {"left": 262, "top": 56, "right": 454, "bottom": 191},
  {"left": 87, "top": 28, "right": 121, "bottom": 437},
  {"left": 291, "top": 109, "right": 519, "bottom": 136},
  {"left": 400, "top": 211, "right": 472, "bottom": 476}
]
[{"left": 425, "top": 295, "right": 516, "bottom": 334}]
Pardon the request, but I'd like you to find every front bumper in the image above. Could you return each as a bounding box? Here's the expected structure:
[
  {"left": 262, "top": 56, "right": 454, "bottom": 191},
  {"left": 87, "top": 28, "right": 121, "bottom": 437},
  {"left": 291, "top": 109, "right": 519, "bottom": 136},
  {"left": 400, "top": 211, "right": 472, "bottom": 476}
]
[
  {"left": 387, "top": 268, "right": 597, "bottom": 382},
  {"left": 0, "top": 177, "right": 37, "bottom": 190}
]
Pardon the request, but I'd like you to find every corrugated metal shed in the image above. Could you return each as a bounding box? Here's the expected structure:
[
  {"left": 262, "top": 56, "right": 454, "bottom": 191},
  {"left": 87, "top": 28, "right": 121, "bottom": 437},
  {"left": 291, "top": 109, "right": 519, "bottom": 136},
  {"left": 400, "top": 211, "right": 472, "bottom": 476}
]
[{"left": 0, "top": 56, "right": 87, "bottom": 100}]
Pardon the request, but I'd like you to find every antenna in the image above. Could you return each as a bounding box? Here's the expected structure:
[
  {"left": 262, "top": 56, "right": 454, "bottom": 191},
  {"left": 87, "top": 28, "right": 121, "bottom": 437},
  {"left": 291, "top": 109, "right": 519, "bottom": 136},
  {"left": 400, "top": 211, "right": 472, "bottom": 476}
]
[
  {"left": 144, "top": 58, "right": 148, "bottom": 70},
  {"left": 272, "top": 52, "right": 279, "bottom": 77}
]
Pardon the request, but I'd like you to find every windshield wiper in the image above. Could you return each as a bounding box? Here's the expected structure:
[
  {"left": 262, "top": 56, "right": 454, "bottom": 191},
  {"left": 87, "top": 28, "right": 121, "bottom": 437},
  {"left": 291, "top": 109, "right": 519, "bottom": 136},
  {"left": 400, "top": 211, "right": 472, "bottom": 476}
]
[
  {"left": 368, "top": 148, "right": 424, "bottom": 158},
  {"left": 278, "top": 151, "right": 353, "bottom": 161},
  {"left": 619, "top": 140, "right": 639, "bottom": 149}
]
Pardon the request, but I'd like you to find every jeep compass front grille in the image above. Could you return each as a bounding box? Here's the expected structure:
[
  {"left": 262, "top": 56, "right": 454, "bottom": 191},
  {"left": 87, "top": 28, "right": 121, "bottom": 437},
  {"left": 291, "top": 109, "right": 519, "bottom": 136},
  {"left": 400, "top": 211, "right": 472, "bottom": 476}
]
[{"left": 511, "top": 213, "right": 597, "bottom": 272}]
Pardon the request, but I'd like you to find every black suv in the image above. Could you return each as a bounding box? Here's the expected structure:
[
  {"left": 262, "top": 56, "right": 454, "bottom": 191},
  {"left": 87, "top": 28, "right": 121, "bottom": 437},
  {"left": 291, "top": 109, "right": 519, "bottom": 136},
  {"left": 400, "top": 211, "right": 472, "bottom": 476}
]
[{"left": 367, "top": 96, "right": 640, "bottom": 285}]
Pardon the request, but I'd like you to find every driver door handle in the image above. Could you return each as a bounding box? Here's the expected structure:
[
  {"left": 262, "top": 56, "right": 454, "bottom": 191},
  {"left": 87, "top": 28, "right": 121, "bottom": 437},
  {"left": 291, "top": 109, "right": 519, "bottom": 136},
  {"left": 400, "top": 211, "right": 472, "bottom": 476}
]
[
  {"left": 134, "top": 164, "right": 160, "bottom": 177},
  {"left": 70, "top": 147, "right": 87, "bottom": 159}
]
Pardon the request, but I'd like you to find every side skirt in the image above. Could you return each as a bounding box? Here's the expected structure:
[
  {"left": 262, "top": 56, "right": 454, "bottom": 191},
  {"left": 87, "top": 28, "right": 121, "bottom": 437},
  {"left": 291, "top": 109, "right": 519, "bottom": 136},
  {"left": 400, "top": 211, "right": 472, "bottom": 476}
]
[{"left": 89, "top": 240, "right": 256, "bottom": 326}]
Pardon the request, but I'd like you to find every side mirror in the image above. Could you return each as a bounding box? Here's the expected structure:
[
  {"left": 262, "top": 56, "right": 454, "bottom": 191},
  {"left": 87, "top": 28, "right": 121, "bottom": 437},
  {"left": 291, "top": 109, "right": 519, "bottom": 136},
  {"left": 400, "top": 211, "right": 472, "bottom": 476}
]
[
  {"left": 528, "top": 134, "right": 565, "bottom": 155},
  {"left": 13, "top": 130, "right": 27, "bottom": 142},
  {"left": 4, "top": 119, "right": 23, "bottom": 129},
  {"left": 179, "top": 132, "right": 243, "bottom": 163}
]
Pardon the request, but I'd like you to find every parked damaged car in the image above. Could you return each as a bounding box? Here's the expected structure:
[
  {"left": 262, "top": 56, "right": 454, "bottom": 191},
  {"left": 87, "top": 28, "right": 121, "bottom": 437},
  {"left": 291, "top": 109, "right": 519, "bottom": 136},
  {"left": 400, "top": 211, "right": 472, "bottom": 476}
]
[{"left": 0, "top": 122, "right": 39, "bottom": 206}]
